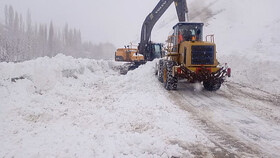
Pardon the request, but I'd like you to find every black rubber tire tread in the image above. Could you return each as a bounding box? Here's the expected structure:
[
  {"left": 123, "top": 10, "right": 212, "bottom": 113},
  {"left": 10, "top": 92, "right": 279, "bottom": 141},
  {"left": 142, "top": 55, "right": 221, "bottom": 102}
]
[
  {"left": 164, "top": 60, "right": 178, "bottom": 90},
  {"left": 158, "top": 59, "right": 164, "bottom": 83},
  {"left": 203, "top": 81, "right": 221, "bottom": 91},
  {"left": 154, "top": 62, "right": 158, "bottom": 76}
]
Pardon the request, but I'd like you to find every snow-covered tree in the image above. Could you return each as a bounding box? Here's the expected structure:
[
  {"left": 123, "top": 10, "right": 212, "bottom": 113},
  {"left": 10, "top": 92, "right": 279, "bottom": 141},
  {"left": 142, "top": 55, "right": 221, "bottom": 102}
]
[{"left": 0, "top": 5, "right": 115, "bottom": 62}]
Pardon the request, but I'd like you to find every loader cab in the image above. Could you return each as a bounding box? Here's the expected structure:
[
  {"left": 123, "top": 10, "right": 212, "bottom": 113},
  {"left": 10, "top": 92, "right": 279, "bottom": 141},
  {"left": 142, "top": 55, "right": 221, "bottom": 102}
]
[{"left": 173, "top": 22, "right": 204, "bottom": 46}]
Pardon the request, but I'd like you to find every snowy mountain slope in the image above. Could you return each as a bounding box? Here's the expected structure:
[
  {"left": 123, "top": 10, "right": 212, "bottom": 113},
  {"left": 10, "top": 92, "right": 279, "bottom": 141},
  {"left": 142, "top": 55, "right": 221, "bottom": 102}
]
[
  {"left": 204, "top": 0, "right": 280, "bottom": 95},
  {"left": 0, "top": 55, "right": 280, "bottom": 157}
]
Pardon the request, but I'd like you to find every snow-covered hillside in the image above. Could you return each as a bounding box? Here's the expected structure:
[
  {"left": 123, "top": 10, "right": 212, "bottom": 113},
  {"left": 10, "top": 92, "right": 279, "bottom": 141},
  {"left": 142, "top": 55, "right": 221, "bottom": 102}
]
[{"left": 203, "top": 0, "right": 280, "bottom": 95}]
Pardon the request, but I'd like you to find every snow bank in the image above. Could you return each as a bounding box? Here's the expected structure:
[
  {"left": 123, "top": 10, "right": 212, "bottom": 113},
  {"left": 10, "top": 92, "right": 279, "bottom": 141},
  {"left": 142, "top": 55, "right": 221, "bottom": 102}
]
[
  {"left": 0, "top": 55, "right": 212, "bottom": 157},
  {"left": 0, "top": 54, "right": 118, "bottom": 93}
]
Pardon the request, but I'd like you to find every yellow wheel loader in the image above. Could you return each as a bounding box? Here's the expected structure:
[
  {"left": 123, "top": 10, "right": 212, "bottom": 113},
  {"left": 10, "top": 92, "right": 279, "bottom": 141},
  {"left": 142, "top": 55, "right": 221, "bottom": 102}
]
[{"left": 156, "top": 22, "right": 231, "bottom": 91}]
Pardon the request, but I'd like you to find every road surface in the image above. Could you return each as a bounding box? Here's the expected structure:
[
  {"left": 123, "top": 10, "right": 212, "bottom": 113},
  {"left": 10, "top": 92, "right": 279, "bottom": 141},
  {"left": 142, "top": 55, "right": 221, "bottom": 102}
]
[{"left": 167, "top": 81, "right": 280, "bottom": 157}]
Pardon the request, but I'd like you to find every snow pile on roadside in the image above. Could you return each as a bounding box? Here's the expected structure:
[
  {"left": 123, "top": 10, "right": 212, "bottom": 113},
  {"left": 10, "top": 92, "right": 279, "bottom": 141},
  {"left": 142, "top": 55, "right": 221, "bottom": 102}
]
[
  {"left": 221, "top": 55, "right": 280, "bottom": 95},
  {"left": 0, "top": 54, "right": 118, "bottom": 93},
  {"left": 0, "top": 55, "right": 213, "bottom": 157}
]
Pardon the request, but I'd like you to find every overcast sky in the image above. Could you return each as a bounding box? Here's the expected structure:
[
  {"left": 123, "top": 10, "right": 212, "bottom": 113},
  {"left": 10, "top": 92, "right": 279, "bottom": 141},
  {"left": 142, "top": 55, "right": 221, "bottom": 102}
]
[{"left": 0, "top": 0, "right": 186, "bottom": 47}]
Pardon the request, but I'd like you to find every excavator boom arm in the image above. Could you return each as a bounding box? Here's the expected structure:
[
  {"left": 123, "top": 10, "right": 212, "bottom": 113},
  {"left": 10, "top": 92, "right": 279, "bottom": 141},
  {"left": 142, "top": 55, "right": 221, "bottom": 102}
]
[{"left": 139, "top": 0, "right": 188, "bottom": 60}]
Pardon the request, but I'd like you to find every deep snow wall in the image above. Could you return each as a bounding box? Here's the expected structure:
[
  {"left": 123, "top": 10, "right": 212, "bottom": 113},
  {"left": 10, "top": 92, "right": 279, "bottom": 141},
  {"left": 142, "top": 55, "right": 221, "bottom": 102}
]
[
  {"left": 0, "top": 54, "right": 119, "bottom": 94},
  {"left": 0, "top": 55, "right": 213, "bottom": 157}
]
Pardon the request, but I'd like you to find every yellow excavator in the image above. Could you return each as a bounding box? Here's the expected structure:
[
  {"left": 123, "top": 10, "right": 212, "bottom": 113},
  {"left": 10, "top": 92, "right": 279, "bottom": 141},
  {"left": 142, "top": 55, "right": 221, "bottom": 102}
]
[
  {"left": 115, "top": 0, "right": 188, "bottom": 74},
  {"left": 115, "top": 48, "right": 142, "bottom": 63},
  {"left": 115, "top": 43, "right": 163, "bottom": 74},
  {"left": 115, "top": 45, "right": 145, "bottom": 74}
]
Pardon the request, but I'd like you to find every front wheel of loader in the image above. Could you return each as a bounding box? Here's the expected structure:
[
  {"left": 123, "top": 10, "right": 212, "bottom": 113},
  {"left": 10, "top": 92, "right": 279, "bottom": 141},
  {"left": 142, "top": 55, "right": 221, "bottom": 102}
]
[
  {"left": 163, "top": 60, "right": 178, "bottom": 90},
  {"left": 203, "top": 81, "right": 221, "bottom": 91},
  {"left": 158, "top": 59, "right": 164, "bottom": 83}
]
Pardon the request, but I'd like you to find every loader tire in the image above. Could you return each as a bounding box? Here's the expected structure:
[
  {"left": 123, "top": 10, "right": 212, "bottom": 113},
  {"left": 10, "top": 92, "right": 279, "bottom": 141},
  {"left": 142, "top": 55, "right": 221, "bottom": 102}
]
[
  {"left": 163, "top": 60, "right": 178, "bottom": 90},
  {"left": 203, "top": 81, "right": 221, "bottom": 91},
  {"left": 158, "top": 59, "right": 164, "bottom": 83}
]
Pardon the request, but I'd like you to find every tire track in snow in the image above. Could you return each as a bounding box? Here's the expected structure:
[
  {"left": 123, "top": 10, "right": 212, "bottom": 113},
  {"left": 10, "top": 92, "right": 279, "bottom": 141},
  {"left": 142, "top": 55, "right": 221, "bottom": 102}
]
[
  {"left": 197, "top": 82, "right": 280, "bottom": 126},
  {"left": 166, "top": 81, "right": 279, "bottom": 158},
  {"left": 218, "top": 82, "right": 280, "bottom": 124}
]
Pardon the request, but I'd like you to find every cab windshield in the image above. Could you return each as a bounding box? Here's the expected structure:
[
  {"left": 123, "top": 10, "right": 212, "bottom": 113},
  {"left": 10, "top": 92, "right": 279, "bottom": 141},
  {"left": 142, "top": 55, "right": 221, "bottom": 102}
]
[
  {"left": 153, "top": 44, "right": 162, "bottom": 58},
  {"left": 179, "top": 25, "right": 203, "bottom": 41}
]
